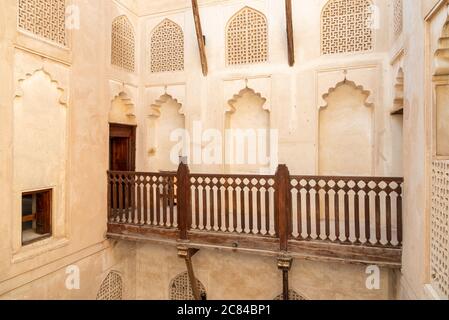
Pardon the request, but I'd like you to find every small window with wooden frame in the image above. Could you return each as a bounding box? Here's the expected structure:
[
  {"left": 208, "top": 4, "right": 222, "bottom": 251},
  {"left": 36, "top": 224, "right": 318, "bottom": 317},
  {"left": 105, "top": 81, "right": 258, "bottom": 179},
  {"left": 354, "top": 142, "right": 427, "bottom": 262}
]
[{"left": 21, "top": 189, "right": 52, "bottom": 245}]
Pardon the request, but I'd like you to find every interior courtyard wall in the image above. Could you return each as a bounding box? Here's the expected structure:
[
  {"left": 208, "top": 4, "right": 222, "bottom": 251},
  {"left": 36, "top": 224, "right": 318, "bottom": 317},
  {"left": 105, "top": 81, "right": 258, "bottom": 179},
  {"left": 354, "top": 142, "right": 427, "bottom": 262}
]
[
  {"left": 135, "top": 242, "right": 395, "bottom": 300},
  {"left": 0, "top": 0, "right": 139, "bottom": 298},
  {"left": 0, "top": 0, "right": 435, "bottom": 300}
]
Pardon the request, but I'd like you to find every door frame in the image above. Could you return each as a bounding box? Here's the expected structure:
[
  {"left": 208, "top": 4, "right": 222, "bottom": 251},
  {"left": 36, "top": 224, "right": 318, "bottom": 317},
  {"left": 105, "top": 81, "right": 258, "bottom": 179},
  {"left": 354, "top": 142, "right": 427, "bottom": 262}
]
[{"left": 109, "top": 123, "right": 137, "bottom": 171}]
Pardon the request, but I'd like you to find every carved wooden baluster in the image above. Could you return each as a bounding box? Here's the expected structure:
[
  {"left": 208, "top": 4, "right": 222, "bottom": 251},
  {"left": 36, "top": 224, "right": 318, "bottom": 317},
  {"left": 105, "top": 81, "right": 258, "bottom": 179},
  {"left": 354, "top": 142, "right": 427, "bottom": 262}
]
[
  {"left": 136, "top": 176, "right": 142, "bottom": 224},
  {"left": 112, "top": 174, "right": 118, "bottom": 222},
  {"left": 210, "top": 185, "right": 215, "bottom": 231},
  {"left": 354, "top": 185, "right": 361, "bottom": 244},
  {"left": 125, "top": 174, "right": 131, "bottom": 223},
  {"left": 131, "top": 174, "right": 137, "bottom": 224},
  {"left": 315, "top": 184, "right": 321, "bottom": 240},
  {"left": 217, "top": 185, "right": 223, "bottom": 231},
  {"left": 156, "top": 178, "right": 162, "bottom": 226},
  {"left": 225, "top": 185, "right": 230, "bottom": 232},
  {"left": 240, "top": 187, "right": 246, "bottom": 233},
  {"left": 265, "top": 188, "right": 270, "bottom": 235},
  {"left": 334, "top": 186, "right": 340, "bottom": 243},
  {"left": 324, "top": 182, "right": 330, "bottom": 241},
  {"left": 248, "top": 186, "right": 254, "bottom": 234},
  {"left": 162, "top": 177, "right": 168, "bottom": 227},
  {"left": 169, "top": 176, "right": 175, "bottom": 227},
  {"left": 297, "top": 186, "right": 303, "bottom": 239},
  {"left": 397, "top": 184, "right": 403, "bottom": 246},
  {"left": 202, "top": 183, "right": 208, "bottom": 230},
  {"left": 118, "top": 175, "right": 124, "bottom": 222},
  {"left": 107, "top": 174, "right": 112, "bottom": 222},
  {"left": 232, "top": 185, "right": 238, "bottom": 232},
  {"left": 375, "top": 185, "right": 382, "bottom": 246},
  {"left": 143, "top": 177, "right": 148, "bottom": 225},
  {"left": 386, "top": 187, "right": 392, "bottom": 246},
  {"left": 305, "top": 182, "right": 312, "bottom": 240},
  {"left": 364, "top": 188, "right": 371, "bottom": 245},
  {"left": 344, "top": 182, "right": 350, "bottom": 243},
  {"left": 257, "top": 185, "right": 262, "bottom": 235},
  {"left": 149, "top": 181, "right": 155, "bottom": 225},
  {"left": 195, "top": 182, "right": 200, "bottom": 229}
]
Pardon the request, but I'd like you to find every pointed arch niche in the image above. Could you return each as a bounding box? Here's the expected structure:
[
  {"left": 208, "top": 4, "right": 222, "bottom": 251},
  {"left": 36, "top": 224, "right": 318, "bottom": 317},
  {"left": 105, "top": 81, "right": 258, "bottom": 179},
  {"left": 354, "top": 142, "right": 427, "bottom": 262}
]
[
  {"left": 148, "top": 94, "right": 186, "bottom": 171},
  {"left": 13, "top": 66, "right": 69, "bottom": 252},
  {"left": 225, "top": 87, "right": 270, "bottom": 174},
  {"left": 319, "top": 80, "right": 374, "bottom": 176}
]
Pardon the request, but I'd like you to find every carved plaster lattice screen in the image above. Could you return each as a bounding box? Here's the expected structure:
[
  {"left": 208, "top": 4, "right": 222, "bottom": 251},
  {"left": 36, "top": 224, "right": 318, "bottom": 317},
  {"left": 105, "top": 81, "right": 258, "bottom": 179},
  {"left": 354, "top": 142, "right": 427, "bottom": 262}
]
[
  {"left": 111, "top": 15, "right": 135, "bottom": 72},
  {"left": 393, "top": 0, "right": 403, "bottom": 37},
  {"left": 18, "top": 0, "right": 67, "bottom": 46},
  {"left": 430, "top": 160, "right": 449, "bottom": 298},
  {"left": 226, "top": 7, "right": 268, "bottom": 65},
  {"left": 150, "top": 19, "right": 184, "bottom": 73},
  {"left": 274, "top": 290, "right": 307, "bottom": 300},
  {"left": 96, "top": 271, "right": 123, "bottom": 300},
  {"left": 169, "top": 272, "right": 206, "bottom": 300},
  {"left": 321, "top": 0, "right": 373, "bottom": 54}
]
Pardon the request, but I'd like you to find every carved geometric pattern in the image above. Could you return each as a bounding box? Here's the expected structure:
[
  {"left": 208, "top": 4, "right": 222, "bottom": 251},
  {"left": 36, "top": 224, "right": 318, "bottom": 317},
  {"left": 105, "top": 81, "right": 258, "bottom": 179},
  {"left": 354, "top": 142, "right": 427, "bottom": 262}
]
[
  {"left": 321, "top": 0, "right": 373, "bottom": 55},
  {"left": 431, "top": 160, "right": 449, "bottom": 298},
  {"left": 150, "top": 19, "right": 184, "bottom": 73},
  {"left": 111, "top": 15, "right": 135, "bottom": 72},
  {"left": 96, "top": 271, "right": 123, "bottom": 300},
  {"left": 18, "top": 0, "right": 66, "bottom": 46},
  {"left": 274, "top": 290, "right": 307, "bottom": 300},
  {"left": 393, "top": 0, "right": 403, "bottom": 37},
  {"left": 169, "top": 272, "right": 206, "bottom": 300},
  {"left": 226, "top": 7, "right": 268, "bottom": 65}
]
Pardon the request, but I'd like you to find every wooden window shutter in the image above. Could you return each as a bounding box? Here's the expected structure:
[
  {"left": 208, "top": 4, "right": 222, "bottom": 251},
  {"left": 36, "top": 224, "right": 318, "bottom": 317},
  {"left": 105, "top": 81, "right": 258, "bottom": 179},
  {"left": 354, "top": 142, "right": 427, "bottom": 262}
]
[{"left": 36, "top": 190, "right": 52, "bottom": 234}]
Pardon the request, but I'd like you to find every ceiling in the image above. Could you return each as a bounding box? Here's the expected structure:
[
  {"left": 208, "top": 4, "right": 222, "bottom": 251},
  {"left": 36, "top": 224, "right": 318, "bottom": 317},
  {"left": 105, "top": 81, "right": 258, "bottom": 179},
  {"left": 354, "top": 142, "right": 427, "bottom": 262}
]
[{"left": 117, "top": 0, "right": 233, "bottom": 16}]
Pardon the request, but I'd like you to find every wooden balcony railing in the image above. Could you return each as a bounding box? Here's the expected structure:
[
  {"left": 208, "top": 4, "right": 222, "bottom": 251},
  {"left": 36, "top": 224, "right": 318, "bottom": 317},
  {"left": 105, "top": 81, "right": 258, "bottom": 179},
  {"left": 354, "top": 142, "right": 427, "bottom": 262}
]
[{"left": 107, "top": 164, "right": 404, "bottom": 267}]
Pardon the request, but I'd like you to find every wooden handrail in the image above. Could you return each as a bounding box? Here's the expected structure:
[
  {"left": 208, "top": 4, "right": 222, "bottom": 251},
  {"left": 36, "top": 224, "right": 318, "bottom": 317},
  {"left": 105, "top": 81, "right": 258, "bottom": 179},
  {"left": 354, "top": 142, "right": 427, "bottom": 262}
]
[{"left": 107, "top": 164, "right": 404, "bottom": 252}]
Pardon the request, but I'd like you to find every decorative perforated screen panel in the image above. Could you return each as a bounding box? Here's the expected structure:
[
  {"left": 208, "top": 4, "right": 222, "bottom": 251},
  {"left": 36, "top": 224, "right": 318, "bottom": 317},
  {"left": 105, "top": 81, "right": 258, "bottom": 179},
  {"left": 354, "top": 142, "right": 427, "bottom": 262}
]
[
  {"left": 96, "top": 271, "right": 123, "bottom": 300},
  {"left": 226, "top": 7, "right": 268, "bottom": 65},
  {"left": 393, "top": 0, "right": 403, "bottom": 37},
  {"left": 18, "top": 0, "right": 66, "bottom": 46},
  {"left": 431, "top": 160, "right": 449, "bottom": 298},
  {"left": 274, "top": 290, "right": 307, "bottom": 300},
  {"left": 111, "top": 15, "right": 135, "bottom": 72},
  {"left": 150, "top": 19, "right": 184, "bottom": 73},
  {"left": 321, "top": 0, "right": 373, "bottom": 54},
  {"left": 169, "top": 272, "right": 206, "bottom": 300}
]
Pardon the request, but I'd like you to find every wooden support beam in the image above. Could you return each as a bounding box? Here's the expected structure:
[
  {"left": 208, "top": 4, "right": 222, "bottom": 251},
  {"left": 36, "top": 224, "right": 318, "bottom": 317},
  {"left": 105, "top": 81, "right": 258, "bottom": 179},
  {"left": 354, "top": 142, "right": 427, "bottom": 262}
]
[
  {"left": 285, "top": 0, "right": 295, "bottom": 67},
  {"left": 275, "top": 165, "right": 291, "bottom": 252},
  {"left": 178, "top": 246, "right": 201, "bottom": 300},
  {"left": 277, "top": 255, "right": 293, "bottom": 301},
  {"left": 191, "top": 0, "right": 208, "bottom": 76}
]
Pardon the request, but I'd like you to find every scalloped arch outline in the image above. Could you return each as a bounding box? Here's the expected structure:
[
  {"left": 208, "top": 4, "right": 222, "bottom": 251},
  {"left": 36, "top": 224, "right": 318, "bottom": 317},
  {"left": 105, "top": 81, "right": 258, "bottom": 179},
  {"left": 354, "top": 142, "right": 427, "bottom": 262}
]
[
  {"left": 320, "top": 79, "right": 373, "bottom": 109},
  {"left": 149, "top": 93, "right": 185, "bottom": 118},
  {"left": 15, "top": 68, "right": 68, "bottom": 106},
  {"left": 226, "top": 87, "right": 268, "bottom": 114}
]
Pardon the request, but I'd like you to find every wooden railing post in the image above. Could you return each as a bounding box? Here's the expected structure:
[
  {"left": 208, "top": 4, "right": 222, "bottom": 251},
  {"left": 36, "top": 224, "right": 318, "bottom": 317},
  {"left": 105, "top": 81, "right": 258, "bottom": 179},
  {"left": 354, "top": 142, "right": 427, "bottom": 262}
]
[
  {"left": 275, "top": 165, "right": 291, "bottom": 252},
  {"left": 177, "top": 163, "right": 191, "bottom": 240}
]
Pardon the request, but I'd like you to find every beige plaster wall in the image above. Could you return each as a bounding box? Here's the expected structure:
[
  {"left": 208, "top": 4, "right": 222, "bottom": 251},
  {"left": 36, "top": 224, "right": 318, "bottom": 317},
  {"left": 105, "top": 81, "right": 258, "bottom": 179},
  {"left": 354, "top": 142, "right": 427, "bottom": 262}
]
[{"left": 135, "top": 242, "right": 395, "bottom": 300}]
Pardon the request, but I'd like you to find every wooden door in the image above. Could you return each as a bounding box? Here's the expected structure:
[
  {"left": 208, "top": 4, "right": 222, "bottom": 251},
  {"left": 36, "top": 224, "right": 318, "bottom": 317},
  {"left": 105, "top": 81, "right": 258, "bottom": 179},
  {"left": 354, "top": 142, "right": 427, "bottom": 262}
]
[{"left": 109, "top": 124, "right": 136, "bottom": 171}]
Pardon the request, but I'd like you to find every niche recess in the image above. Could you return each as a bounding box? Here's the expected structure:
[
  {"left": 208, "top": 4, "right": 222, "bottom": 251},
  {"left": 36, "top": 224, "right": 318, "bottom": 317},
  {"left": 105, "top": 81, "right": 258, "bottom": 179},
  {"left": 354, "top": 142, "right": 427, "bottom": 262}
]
[
  {"left": 225, "top": 87, "right": 270, "bottom": 174},
  {"left": 149, "top": 94, "right": 186, "bottom": 171},
  {"left": 319, "top": 80, "right": 373, "bottom": 176}
]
